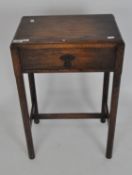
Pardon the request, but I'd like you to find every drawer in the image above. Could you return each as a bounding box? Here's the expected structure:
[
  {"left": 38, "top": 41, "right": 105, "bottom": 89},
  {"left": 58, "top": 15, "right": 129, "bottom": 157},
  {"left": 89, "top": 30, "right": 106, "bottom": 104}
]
[{"left": 19, "top": 48, "right": 116, "bottom": 72}]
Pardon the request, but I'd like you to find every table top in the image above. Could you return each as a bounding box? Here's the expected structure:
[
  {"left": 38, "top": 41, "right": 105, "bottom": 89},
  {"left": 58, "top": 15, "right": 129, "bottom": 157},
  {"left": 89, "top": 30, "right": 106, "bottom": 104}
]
[{"left": 12, "top": 14, "right": 123, "bottom": 45}]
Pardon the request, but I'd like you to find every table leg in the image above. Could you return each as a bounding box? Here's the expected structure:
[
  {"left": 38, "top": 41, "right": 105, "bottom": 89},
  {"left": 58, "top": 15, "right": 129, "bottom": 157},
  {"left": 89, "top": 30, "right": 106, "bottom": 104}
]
[
  {"left": 106, "top": 72, "right": 121, "bottom": 158},
  {"left": 15, "top": 74, "right": 35, "bottom": 159},
  {"left": 11, "top": 47, "right": 35, "bottom": 159},
  {"left": 28, "top": 73, "right": 39, "bottom": 124},
  {"left": 106, "top": 42, "right": 124, "bottom": 159},
  {"left": 101, "top": 72, "right": 110, "bottom": 123}
]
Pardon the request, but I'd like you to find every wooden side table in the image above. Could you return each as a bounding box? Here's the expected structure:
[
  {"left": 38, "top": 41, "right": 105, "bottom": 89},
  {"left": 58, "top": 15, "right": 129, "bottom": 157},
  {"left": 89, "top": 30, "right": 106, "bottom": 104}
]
[{"left": 10, "top": 14, "right": 125, "bottom": 159}]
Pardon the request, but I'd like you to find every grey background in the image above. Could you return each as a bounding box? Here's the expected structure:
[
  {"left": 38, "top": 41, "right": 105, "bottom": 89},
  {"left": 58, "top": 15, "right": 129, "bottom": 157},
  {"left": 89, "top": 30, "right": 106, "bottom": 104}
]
[{"left": 0, "top": 0, "right": 132, "bottom": 174}]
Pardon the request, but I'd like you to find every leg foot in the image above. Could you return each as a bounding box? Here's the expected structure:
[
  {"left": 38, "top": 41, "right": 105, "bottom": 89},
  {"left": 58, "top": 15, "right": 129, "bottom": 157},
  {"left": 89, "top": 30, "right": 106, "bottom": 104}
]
[
  {"left": 29, "top": 153, "right": 35, "bottom": 159},
  {"left": 101, "top": 117, "right": 106, "bottom": 123},
  {"left": 34, "top": 118, "right": 40, "bottom": 124},
  {"left": 106, "top": 153, "right": 112, "bottom": 159}
]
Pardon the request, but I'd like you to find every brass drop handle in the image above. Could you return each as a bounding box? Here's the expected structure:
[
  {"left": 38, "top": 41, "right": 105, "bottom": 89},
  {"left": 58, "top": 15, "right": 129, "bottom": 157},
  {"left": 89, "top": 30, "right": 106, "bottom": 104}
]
[{"left": 60, "top": 54, "right": 75, "bottom": 68}]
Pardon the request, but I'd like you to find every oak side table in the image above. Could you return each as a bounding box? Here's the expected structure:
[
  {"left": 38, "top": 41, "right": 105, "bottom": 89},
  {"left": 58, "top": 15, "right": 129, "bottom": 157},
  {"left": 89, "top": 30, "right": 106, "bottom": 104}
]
[{"left": 10, "top": 14, "right": 125, "bottom": 159}]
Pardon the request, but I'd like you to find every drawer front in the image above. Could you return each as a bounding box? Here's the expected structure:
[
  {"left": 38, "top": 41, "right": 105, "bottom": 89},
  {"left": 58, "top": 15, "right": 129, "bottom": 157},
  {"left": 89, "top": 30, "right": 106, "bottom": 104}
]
[{"left": 19, "top": 48, "right": 115, "bottom": 72}]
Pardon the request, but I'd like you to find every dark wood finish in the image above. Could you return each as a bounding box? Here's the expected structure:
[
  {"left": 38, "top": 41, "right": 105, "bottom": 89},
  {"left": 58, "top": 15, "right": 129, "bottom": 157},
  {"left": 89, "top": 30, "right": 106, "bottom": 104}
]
[
  {"left": 10, "top": 15, "right": 125, "bottom": 159},
  {"left": 13, "top": 15, "right": 122, "bottom": 44},
  {"left": 19, "top": 47, "right": 115, "bottom": 72},
  {"left": 32, "top": 113, "right": 102, "bottom": 119},
  {"left": 28, "top": 73, "right": 39, "bottom": 123},
  {"left": 10, "top": 48, "right": 35, "bottom": 159},
  {"left": 101, "top": 72, "right": 110, "bottom": 122},
  {"left": 106, "top": 43, "right": 124, "bottom": 158},
  {"left": 30, "top": 103, "right": 35, "bottom": 126}
]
